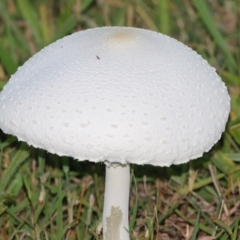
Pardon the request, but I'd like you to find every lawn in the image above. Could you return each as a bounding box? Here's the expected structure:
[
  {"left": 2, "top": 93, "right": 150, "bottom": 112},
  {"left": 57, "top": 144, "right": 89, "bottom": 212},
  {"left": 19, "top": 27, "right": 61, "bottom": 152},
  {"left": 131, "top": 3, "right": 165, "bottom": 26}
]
[{"left": 0, "top": 0, "right": 240, "bottom": 239}]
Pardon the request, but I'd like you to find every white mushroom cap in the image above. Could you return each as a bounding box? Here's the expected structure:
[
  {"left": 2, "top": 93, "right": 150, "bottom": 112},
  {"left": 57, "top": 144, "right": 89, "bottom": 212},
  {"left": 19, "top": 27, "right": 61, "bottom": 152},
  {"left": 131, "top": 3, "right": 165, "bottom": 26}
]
[{"left": 0, "top": 27, "right": 230, "bottom": 166}]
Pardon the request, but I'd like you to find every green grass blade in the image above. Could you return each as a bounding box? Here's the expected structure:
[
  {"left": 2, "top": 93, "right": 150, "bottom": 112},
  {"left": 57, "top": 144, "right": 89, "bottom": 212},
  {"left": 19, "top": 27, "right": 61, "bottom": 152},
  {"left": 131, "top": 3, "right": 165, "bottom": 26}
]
[
  {"left": 0, "top": 143, "right": 30, "bottom": 192},
  {"left": 0, "top": 42, "right": 18, "bottom": 75},
  {"left": 158, "top": 0, "right": 170, "bottom": 34},
  {"left": 226, "top": 153, "right": 240, "bottom": 162},
  {"left": 192, "top": 0, "right": 237, "bottom": 70},
  {"left": 231, "top": 218, "right": 239, "bottom": 240},
  {"left": 0, "top": 137, "right": 17, "bottom": 150},
  {"left": 175, "top": 209, "right": 212, "bottom": 235},
  {"left": 0, "top": 2, "right": 30, "bottom": 55},
  {"left": 179, "top": 173, "right": 225, "bottom": 195},
  {"left": 129, "top": 170, "right": 138, "bottom": 236},
  {"left": 16, "top": 0, "right": 43, "bottom": 46},
  {"left": 190, "top": 209, "right": 200, "bottom": 240},
  {"left": 54, "top": 15, "right": 76, "bottom": 41},
  {"left": 56, "top": 178, "right": 64, "bottom": 233},
  {"left": 213, "top": 218, "right": 232, "bottom": 236},
  {"left": 158, "top": 202, "right": 179, "bottom": 223},
  {"left": 0, "top": 81, "right": 6, "bottom": 89},
  {"left": 23, "top": 175, "right": 32, "bottom": 200}
]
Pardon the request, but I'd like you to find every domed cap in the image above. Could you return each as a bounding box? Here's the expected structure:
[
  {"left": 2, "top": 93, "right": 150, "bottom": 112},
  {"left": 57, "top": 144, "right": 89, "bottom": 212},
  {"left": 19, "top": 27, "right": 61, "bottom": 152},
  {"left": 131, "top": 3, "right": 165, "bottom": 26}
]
[{"left": 0, "top": 27, "right": 230, "bottom": 166}]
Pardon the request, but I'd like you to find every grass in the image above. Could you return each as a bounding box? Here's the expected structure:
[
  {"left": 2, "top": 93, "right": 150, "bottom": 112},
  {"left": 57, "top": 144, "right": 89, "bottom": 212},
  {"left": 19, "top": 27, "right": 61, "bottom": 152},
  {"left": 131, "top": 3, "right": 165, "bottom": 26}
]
[{"left": 0, "top": 0, "right": 240, "bottom": 239}]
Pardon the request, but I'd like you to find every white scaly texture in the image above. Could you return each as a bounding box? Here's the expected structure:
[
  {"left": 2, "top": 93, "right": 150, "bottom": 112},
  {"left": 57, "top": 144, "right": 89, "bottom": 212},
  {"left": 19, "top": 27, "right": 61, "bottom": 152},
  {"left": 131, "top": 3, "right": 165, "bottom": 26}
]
[{"left": 0, "top": 27, "right": 230, "bottom": 166}]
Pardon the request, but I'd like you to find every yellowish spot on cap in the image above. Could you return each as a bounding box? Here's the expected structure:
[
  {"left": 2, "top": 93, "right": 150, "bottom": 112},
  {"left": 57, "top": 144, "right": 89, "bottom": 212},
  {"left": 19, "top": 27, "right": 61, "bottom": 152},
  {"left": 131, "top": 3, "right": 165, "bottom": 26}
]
[{"left": 108, "top": 30, "right": 134, "bottom": 44}]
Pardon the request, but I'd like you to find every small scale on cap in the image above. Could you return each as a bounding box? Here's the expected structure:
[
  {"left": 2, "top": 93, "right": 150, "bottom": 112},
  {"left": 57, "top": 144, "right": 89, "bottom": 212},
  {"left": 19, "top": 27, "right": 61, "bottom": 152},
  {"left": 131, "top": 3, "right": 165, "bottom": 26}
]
[{"left": 0, "top": 27, "right": 230, "bottom": 166}]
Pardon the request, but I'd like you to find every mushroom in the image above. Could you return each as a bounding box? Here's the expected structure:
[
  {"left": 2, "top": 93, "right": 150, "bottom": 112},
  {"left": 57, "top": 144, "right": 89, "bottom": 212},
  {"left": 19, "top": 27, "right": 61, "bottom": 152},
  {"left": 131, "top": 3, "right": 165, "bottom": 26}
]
[{"left": 0, "top": 27, "right": 230, "bottom": 239}]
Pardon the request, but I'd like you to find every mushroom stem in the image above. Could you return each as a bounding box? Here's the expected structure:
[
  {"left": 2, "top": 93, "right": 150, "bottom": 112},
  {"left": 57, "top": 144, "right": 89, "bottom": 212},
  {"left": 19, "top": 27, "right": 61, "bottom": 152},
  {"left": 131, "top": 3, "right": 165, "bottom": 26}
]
[{"left": 103, "top": 163, "right": 130, "bottom": 240}]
